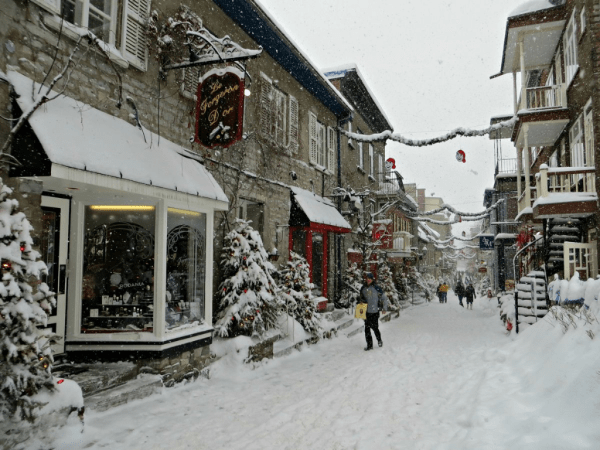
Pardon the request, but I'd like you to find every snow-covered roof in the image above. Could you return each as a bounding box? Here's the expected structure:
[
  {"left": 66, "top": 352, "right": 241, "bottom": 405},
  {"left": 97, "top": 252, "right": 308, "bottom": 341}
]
[
  {"left": 509, "top": 0, "right": 559, "bottom": 18},
  {"left": 291, "top": 186, "right": 351, "bottom": 230},
  {"left": 495, "top": 233, "right": 517, "bottom": 241},
  {"left": 9, "top": 71, "right": 228, "bottom": 203},
  {"left": 323, "top": 63, "right": 393, "bottom": 131}
]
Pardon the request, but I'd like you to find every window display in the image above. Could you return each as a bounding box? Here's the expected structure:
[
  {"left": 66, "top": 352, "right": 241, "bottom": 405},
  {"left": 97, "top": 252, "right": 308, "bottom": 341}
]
[
  {"left": 165, "top": 208, "right": 206, "bottom": 331},
  {"left": 81, "top": 205, "right": 155, "bottom": 333}
]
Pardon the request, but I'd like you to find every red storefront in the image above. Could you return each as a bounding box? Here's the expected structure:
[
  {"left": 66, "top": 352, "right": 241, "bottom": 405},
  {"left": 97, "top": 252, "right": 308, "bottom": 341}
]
[{"left": 289, "top": 187, "right": 351, "bottom": 298}]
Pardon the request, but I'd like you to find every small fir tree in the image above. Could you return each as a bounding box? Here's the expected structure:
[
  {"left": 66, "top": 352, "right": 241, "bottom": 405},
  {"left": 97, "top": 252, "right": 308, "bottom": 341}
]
[
  {"left": 0, "top": 182, "right": 57, "bottom": 424},
  {"left": 278, "top": 251, "right": 322, "bottom": 335},
  {"left": 377, "top": 259, "right": 399, "bottom": 308},
  {"left": 215, "top": 219, "right": 281, "bottom": 337},
  {"left": 339, "top": 262, "right": 363, "bottom": 308}
]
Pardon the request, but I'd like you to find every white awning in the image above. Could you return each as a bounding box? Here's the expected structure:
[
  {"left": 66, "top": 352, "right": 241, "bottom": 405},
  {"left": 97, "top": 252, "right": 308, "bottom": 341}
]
[
  {"left": 8, "top": 71, "right": 228, "bottom": 204},
  {"left": 291, "top": 187, "right": 350, "bottom": 231}
]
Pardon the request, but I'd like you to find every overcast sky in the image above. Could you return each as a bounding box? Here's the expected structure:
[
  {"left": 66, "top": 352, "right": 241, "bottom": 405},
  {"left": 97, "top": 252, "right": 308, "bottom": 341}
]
[{"left": 258, "top": 0, "right": 529, "bottom": 232}]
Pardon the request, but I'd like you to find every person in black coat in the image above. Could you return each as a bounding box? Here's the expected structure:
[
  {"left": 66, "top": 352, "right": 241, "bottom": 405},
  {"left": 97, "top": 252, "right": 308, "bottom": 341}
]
[
  {"left": 465, "top": 283, "right": 476, "bottom": 310},
  {"left": 455, "top": 281, "right": 465, "bottom": 307}
]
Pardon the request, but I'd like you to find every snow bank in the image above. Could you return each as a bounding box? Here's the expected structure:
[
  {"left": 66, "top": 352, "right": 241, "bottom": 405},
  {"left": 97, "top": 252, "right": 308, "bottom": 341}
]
[{"left": 547, "top": 273, "right": 600, "bottom": 308}]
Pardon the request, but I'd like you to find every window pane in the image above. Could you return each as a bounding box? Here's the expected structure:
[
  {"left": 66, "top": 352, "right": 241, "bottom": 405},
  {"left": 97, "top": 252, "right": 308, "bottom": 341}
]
[
  {"left": 312, "top": 232, "right": 323, "bottom": 295},
  {"left": 292, "top": 230, "right": 306, "bottom": 258},
  {"left": 166, "top": 208, "right": 207, "bottom": 331},
  {"left": 81, "top": 205, "right": 155, "bottom": 334},
  {"left": 40, "top": 208, "right": 60, "bottom": 317}
]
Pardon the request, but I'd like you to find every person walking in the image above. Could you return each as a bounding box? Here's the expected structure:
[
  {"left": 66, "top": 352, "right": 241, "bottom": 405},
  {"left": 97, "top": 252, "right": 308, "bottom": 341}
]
[
  {"left": 360, "top": 272, "right": 389, "bottom": 351},
  {"left": 436, "top": 284, "right": 443, "bottom": 303},
  {"left": 455, "top": 280, "right": 465, "bottom": 307},
  {"left": 465, "top": 283, "right": 476, "bottom": 309},
  {"left": 439, "top": 282, "right": 449, "bottom": 303}
]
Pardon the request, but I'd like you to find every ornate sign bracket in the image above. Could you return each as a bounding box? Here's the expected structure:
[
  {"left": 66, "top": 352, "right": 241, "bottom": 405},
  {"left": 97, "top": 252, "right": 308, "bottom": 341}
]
[{"left": 161, "top": 30, "right": 262, "bottom": 73}]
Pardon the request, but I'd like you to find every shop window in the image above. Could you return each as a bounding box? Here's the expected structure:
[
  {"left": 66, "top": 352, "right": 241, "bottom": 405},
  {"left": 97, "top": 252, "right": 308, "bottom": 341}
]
[
  {"left": 81, "top": 205, "right": 155, "bottom": 334},
  {"left": 165, "top": 208, "right": 207, "bottom": 331},
  {"left": 40, "top": 208, "right": 60, "bottom": 317},
  {"left": 292, "top": 229, "right": 307, "bottom": 258}
]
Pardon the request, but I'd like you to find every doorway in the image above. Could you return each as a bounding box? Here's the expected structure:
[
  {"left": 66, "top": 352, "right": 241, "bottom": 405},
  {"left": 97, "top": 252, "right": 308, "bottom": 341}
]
[{"left": 40, "top": 196, "right": 70, "bottom": 354}]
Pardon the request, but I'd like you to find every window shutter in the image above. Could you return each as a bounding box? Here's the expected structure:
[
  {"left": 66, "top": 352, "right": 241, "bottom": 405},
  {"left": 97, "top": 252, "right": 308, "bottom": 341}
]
[
  {"left": 181, "top": 66, "right": 201, "bottom": 100},
  {"left": 31, "top": 0, "right": 60, "bottom": 14},
  {"left": 378, "top": 154, "right": 383, "bottom": 183},
  {"left": 122, "top": 0, "right": 151, "bottom": 71},
  {"left": 327, "top": 126, "right": 335, "bottom": 172},
  {"left": 309, "top": 112, "right": 318, "bottom": 164},
  {"left": 348, "top": 122, "right": 353, "bottom": 147},
  {"left": 369, "top": 144, "right": 374, "bottom": 177},
  {"left": 289, "top": 96, "right": 299, "bottom": 154},
  {"left": 358, "top": 142, "right": 363, "bottom": 168},
  {"left": 260, "top": 79, "right": 273, "bottom": 138},
  {"left": 584, "top": 107, "right": 594, "bottom": 167},
  {"left": 274, "top": 90, "right": 286, "bottom": 147}
]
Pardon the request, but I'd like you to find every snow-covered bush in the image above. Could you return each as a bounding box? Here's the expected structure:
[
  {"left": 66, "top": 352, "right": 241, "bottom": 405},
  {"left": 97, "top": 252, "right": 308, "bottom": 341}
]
[
  {"left": 214, "top": 219, "right": 281, "bottom": 337},
  {"left": 338, "top": 262, "right": 363, "bottom": 308},
  {"left": 377, "top": 259, "right": 399, "bottom": 308},
  {"left": 278, "top": 252, "right": 322, "bottom": 335}
]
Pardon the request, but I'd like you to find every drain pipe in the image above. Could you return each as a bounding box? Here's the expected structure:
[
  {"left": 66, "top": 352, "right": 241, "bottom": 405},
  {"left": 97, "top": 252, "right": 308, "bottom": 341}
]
[{"left": 336, "top": 113, "right": 353, "bottom": 305}]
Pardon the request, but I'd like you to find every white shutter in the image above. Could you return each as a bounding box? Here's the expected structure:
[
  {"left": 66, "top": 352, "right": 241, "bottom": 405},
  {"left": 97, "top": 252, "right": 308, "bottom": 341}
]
[
  {"left": 369, "top": 144, "right": 374, "bottom": 177},
  {"left": 260, "top": 79, "right": 273, "bottom": 138},
  {"left": 348, "top": 122, "right": 354, "bottom": 147},
  {"left": 31, "top": 0, "right": 60, "bottom": 14},
  {"left": 584, "top": 103, "right": 594, "bottom": 167},
  {"left": 327, "top": 126, "right": 336, "bottom": 172},
  {"left": 289, "top": 96, "right": 299, "bottom": 154},
  {"left": 122, "top": 0, "right": 151, "bottom": 71},
  {"left": 378, "top": 154, "right": 383, "bottom": 183},
  {"left": 309, "top": 112, "right": 318, "bottom": 164},
  {"left": 274, "top": 90, "right": 286, "bottom": 146},
  {"left": 358, "top": 141, "right": 363, "bottom": 168}
]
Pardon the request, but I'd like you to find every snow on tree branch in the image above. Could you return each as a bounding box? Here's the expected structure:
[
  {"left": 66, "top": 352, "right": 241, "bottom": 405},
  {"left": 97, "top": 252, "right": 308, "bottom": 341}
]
[{"left": 339, "top": 116, "right": 518, "bottom": 146}]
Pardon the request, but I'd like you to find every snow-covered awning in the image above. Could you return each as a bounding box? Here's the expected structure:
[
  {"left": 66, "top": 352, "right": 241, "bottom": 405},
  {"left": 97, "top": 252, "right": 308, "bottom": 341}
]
[
  {"left": 290, "top": 187, "right": 351, "bottom": 232},
  {"left": 8, "top": 71, "right": 228, "bottom": 205}
]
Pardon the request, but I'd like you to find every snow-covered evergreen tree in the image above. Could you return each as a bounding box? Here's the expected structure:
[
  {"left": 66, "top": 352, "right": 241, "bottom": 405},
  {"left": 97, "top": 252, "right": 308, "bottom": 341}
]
[
  {"left": 278, "top": 251, "right": 322, "bottom": 335},
  {"left": 339, "top": 262, "right": 363, "bottom": 308},
  {"left": 377, "top": 259, "right": 399, "bottom": 308},
  {"left": 215, "top": 219, "right": 281, "bottom": 337},
  {"left": 0, "top": 182, "right": 57, "bottom": 424}
]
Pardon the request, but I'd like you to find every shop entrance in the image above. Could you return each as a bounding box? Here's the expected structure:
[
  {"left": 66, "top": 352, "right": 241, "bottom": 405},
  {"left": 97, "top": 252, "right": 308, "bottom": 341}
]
[{"left": 40, "top": 196, "right": 70, "bottom": 354}]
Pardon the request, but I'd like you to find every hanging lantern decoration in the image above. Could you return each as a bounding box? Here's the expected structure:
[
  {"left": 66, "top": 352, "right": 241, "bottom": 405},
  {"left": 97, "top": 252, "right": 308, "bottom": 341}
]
[{"left": 456, "top": 150, "right": 466, "bottom": 163}]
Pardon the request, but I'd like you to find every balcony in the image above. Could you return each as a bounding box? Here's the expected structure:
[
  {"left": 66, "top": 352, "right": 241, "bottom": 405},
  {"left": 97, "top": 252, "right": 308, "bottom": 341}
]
[
  {"left": 387, "top": 231, "right": 413, "bottom": 259},
  {"left": 532, "top": 165, "right": 598, "bottom": 219}
]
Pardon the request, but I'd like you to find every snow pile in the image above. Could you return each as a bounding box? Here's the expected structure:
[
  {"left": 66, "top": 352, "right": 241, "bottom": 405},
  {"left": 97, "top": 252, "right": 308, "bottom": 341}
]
[{"left": 547, "top": 273, "right": 600, "bottom": 308}]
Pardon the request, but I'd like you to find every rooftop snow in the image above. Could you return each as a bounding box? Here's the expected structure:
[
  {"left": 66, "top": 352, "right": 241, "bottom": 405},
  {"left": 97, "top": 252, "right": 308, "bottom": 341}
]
[
  {"left": 532, "top": 192, "right": 598, "bottom": 207},
  {"left": 509, "top": 0, "right": 558, "bottom": 17},
  {"left": 8, "top": 71, "right": 228, "bottom": 203},
  {"left": 291, "top": 186, "right": 351, "bottom": 230}
]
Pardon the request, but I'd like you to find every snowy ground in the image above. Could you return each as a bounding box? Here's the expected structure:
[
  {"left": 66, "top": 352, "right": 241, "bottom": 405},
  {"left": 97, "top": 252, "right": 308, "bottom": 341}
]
[{"left": 49, "top": 291, "right": 600, "bottom": 450}]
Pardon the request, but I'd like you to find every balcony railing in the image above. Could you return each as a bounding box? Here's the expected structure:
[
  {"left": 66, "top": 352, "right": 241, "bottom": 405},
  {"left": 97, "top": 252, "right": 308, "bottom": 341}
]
[
  {"left": 495, "top": 158, "right": 517, "bottom": 175},
  {"left": 536, "top": 166, "right": 596, "bottom": 198},
  {"left": 517, "top": 187, "right": 536, "bottom": 214},
  {"left": 521, "top": 85, "right": 566, "bottom": 111},
  {"left": 392, "top": 231, "right": 412, "bottom": 252}
]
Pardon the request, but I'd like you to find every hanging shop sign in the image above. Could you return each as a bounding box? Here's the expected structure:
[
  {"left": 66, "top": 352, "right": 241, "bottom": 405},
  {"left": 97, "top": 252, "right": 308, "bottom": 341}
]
[
  {"left": 195, "top": 67, "right": 245, "bottom": 149},
  {"left": 479, "top": 235, "right": 494, "bottom": 250},
  {"left": 478, "top": 267, "right": 487, "bottom": 273}
]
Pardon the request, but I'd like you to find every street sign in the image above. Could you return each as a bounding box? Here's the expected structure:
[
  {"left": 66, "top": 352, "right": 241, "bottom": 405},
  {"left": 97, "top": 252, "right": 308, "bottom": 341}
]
[{"left": 479, "top": 235, "right": 494, "bottom": 250}]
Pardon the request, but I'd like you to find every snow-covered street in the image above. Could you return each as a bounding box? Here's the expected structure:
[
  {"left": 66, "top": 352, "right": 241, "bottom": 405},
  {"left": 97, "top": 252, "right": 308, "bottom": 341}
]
[{"left": 49, "top": 292, "right": 600, "bottom": 450}]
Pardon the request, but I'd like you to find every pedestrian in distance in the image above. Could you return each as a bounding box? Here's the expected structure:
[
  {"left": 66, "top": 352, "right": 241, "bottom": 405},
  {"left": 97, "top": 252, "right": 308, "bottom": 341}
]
[
  {"left": 455, "top": 280, "right": 465, "bottom": 307},
  {"left": 360, "top": 272, "right": 389, "bottom": 351},
  {"left": 465, "top": 283, "right": 476, "bottom": 309},
  {"left": 436, "top": 284, "right": 443, "bottom": 303},
  {"left": 439, "top": 282, "right": 449, "bottom": 303}
]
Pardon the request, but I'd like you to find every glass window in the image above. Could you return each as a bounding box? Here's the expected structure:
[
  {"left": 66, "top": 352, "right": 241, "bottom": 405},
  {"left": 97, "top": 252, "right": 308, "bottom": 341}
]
[
  {"left": 564, "top": 11, "right": 579, "bottom": 86},
  {"left": 62, "top": 0, "right": 116, "bottom": 44},
  {"left": 238, "top": 199, "right": 264, "bottom": 238},
  {"left": 41, "top": 208, "right": 60, "bottom": 317},
  {"left": 165, "top": 208, "right": 206, "bottom": 331},
  {"left": 312, "top": 232, "right": 323, "bottom": 296},
  {"left": 81, "top": 205, "right": 155, "bottom": 334},
  {"left": 292, "top": 229, "right": 307, "bottom": 258}
]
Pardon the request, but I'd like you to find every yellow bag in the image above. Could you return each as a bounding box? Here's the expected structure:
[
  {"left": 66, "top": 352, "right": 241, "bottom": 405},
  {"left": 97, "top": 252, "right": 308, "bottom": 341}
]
[{"left": 354, "top": 302, "right": 367, "bottom": 320}]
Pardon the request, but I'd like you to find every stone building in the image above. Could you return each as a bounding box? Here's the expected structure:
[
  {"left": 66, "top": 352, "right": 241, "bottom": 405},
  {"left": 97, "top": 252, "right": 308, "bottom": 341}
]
[{"left": 0, "top": 0, "right": 388, "bottom": 377}]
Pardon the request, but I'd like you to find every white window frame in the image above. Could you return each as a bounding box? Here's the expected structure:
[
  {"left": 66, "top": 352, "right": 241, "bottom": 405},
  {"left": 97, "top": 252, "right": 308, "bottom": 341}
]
[
  {"left": 564, "top": 10, "right": 579, "bottom": 86},
  {"left": 60, "top": 0, "right": 119, "bottom": 45},
  {"left": 260, "top": 75, "right": 298, "bottom": 152},
  {"left": 316, "top": 122, "right": 326, "bottom": 168},
  {"left": 583, "top": 98, "right": 594, "bottom": 168},
  {"left": 378, "top": 153, "right": 384, "bottom": 183},
  {"left": 35, "top": 0, "right": 150, "bottom": 71},
  {"left": 327, "top": 126, "right": 336, "bottom": 173},
  {"left": 369, "top": 144, "right": 374, "bottom": 178},
  {"left": 569, "top": 113, "right": 585, "bottom": 167}
]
